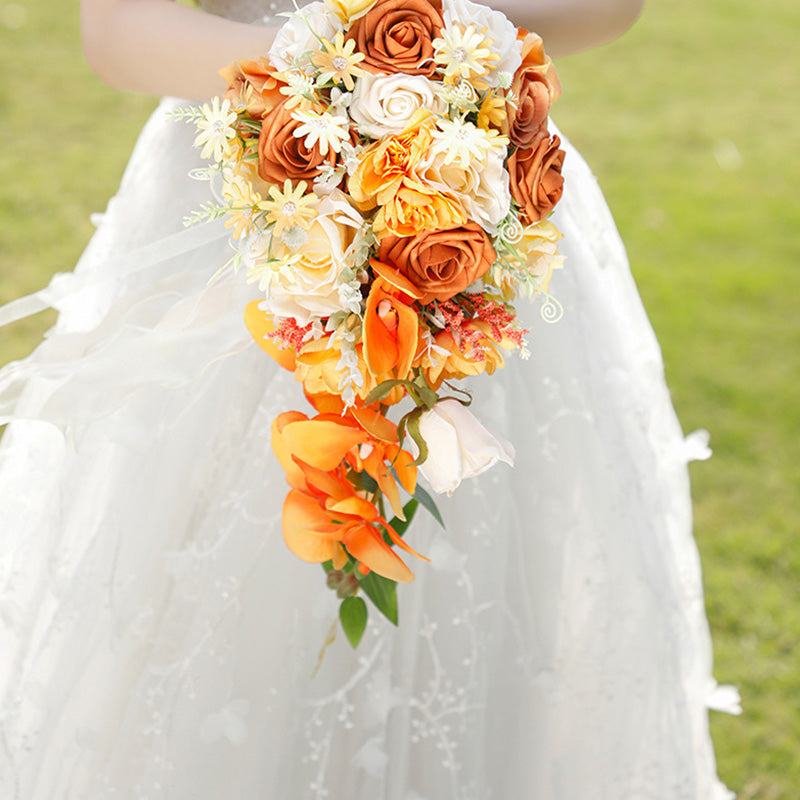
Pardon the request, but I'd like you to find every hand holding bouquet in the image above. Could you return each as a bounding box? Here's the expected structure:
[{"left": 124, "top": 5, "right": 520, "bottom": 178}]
[{"left": 178, "top": 0, "right": 566, "bottom": 647}]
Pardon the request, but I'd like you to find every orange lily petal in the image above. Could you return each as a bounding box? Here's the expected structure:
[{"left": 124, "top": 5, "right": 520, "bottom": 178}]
[
  {"left": 281, "top": 418, "right": 365, "bottom": 472},
  {"left": 342, "top": 524, "right": 415, "bottom": 583},
  {"left": 391, "top": 447, "right": 418, "bottom": 495},
  {"left": 369, "top": 258, "right": 423, "bottom": 301},
  {"left": 244, "top": 301, "right": 296, "bottom": 371},
  {"left": 272, "top": 411, "right": 312, "bottom": 489},
  {"left": 352, "top": 406, "right": 398, "bottom": 443},
  {"left": 328, "top": 495, "right": 379, "bottom": 522},
  {"left": 282, "top": 490, "right": 340, "bottom": 563},
  {"left": 381, "top": 520, "right": 429, "bottom": 562}
]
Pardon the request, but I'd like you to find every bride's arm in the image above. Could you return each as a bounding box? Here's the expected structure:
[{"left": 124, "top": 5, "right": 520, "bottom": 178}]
[
  {"left": 80, "top": 0, "right": 278, "bottom": 100},
  {"left": 81, "top": 0, "right": 643, "bottom": 100},
  {"left": 496, "top": 0, "right": 645, "bottom": 57}
]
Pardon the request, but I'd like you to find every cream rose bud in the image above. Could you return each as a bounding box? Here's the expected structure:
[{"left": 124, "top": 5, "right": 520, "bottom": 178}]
[
  {"left": 417, "top": 399, "right": 515, "bottom": 495},
  {"left": 268, "top": 2, "right": 342, "bottom": 72},
  {"left": 350, "top": 74, "right": 447, "bottom": 139}
]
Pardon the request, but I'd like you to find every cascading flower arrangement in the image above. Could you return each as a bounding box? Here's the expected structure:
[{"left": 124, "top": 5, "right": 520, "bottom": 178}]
[{"left": 176, "top": 0, "right": 566, "bottom": 647}]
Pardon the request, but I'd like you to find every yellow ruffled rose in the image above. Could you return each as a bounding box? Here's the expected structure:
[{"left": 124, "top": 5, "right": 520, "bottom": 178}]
[{"left": 372, "top": 178, "right": 467, "bottom": 239}]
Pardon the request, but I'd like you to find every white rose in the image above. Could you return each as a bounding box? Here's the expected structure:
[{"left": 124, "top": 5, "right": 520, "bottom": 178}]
[
  {"left": 418, "top": 147, "right": 510, "bottom": 235},
  {"left": 417, "top": 399, "right": 515, "bottom": 495},
  {"left": 255, "top": 191, "right": 364, "bottom": 324},
  {"left": 349, "top": 74, "right": 448, "bottom": 139},
  {"left": 442, "top": 0, "right": 522, "bottom": 86},
  {"left": 268, "top": 3, "right": 342, "bottom": 72}
]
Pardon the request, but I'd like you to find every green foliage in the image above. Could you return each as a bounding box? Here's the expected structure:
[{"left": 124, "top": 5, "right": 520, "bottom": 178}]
[
  {"left": 357, "top": 570, "right": 399, "bottom": 626},
  {"left": 339, "top": 596, "right": 367, "bottom": 649},
  {"left": 1, "top": 1, "right": 797, "bottom": 794}
]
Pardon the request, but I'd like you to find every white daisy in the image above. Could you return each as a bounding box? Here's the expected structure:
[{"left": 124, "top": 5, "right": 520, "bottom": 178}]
[
  {"left": 193, "top": 97, "right": 238, "bottom": 163},
  {"left": 291, "top": 107, "right": 351, "bottom": 156},
  {"left": 430, "top": 117, "right": 508, "bottom": 167}
]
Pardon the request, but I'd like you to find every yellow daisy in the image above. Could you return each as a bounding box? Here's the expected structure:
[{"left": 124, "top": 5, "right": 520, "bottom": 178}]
[
  {"left": 258, "top": 180, "right": 318, "bottom": 236},
  {"left": 433, "top": 23, "right": 501, "bottom": 83},
  {"left": 222, "top": 177, "right": 263, "bottom": 240},
  {"left": 311, "top": 33, "right": 366, "bottom": 92},
  {"left": 477, "top": 93, "right": 507, "bottom": 131}
]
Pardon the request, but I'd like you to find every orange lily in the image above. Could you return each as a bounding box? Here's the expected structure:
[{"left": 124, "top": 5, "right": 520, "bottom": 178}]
[
  {"left": 272, "top": 411, "right": 366, "bottom": 490},
  {"left": 272, "top": 408, "right": 418, "bottom": 519},
  {"left": 282, "top": 461, "right": 426, "bottom": 583},
  {"left": 362, "top": 277, "right": 419, "bottom": 381}
]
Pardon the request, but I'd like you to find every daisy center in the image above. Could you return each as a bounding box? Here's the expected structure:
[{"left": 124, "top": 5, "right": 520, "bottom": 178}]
[
  {"left": 282, "top": 201, "right": 297, "bottom": 216},
  {"left": 452, "top": 47, "right": 466, "bottom": 62},
  {"left": 332, "top": 56, "right": 349, "bottom": 71}
]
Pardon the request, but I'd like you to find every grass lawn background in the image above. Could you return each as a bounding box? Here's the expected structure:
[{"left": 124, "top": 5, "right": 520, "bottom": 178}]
[{"left": 1, "top": 0, "right": 798, "bottom": 796}]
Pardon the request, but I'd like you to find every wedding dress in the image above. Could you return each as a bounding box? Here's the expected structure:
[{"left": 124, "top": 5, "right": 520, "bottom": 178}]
[{"left": 0, "top": 1, "right": 738, "bottom": 797}]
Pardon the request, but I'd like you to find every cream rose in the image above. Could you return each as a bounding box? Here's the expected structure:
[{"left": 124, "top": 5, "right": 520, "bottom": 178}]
[
  {"left": 250, "top": 191, "right": 363, "bottom": 324},
  {"left": 418, "top": 146, "right": 510, "bottom": 235},
  {"left": 417, "top": 399, "right": 515, "bottom": 495},
  {"left": 350, "top": 73, "right": 447, "bottom": 139},
  {"left": 268, "top": 2, "right": 342, "bottom": 72},
  {"left": 442, "top": 0, "right": 522, "bottom": 85}
]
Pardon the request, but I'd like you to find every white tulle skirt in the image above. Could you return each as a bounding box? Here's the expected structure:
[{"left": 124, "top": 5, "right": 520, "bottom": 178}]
[{"left": 0, "top": 99, "right": 736, "bottom": 799}]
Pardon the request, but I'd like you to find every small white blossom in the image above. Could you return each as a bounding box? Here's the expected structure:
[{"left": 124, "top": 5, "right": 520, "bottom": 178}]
[
  {"left": 495, "top": 70, "right": 512, "bottom": 89},
  {"left": 280, "top": 225, "right": 310, "bottom": 250},
  {"left": 337, "top": 279, "right": 364, "bottom": 315}
]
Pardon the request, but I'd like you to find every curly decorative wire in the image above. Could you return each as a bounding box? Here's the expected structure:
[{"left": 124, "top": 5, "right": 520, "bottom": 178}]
[{"left": 540, "top": 293, "right": 564, "bottom": 323}]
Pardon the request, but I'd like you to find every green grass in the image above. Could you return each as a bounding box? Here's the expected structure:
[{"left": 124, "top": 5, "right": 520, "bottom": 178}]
[{"left": 1, "top": 0, "right": 798, "bottom": 795}]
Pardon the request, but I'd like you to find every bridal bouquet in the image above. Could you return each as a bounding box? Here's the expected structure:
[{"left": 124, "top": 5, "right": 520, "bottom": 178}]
[{"left": 179, "top": 0, "right": 565, "bottom": 647}]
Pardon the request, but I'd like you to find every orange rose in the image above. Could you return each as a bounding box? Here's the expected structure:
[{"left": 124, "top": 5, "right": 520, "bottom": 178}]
[
  {"left": 345, "top": 0, "right": 443, "bottom": 77},
  {"left": 505, "top": 33, "right": 561, "bottom": 148},
  {"left": 258, "top": 99, "right": 338, "bottom": 184},
  {"left": 375, "top": 223, "right": 496, "bottom": 304},
  {"left": 519, "top": 30, "right": 562, "bottom": 98},
  {"left": 220, "top": 58, "right": 285, "bottom": 119},
  {"left": 507, "top": 69, "right": 553, "bottom": 148},
  {"left": 508, "top": 131, "right": 565, "bottom": 225}
]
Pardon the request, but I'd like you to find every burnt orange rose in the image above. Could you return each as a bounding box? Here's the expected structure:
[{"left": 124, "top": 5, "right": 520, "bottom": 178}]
[
  {"left": 376, "top": 223, "right": 496, "bottom": 304},
  {"left": 220, "top": 58, "right": 285, "bottom": 119},
  {"left": 345, "top": 0, "right": 443, "bottom": 77},
  {"left": 258, "top": 100, "right": 338, "bottom": 184},
  {"left": 507, "top": 68, "right": 553, "bottom": 148},
  {"left": 508, "top": 131, "right": 566, "bottom": 225}
]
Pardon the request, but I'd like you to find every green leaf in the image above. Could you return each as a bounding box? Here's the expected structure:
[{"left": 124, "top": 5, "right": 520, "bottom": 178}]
[
  {"left": 347, "top": 469, "right": 378, "bottom": 494},
  {"left": 358, "top": 571, "right": 398, "bottom": 626},
  {"left": 387, "top": 498, "right": 419, "bottom": 538},
  {"left": 339, "top": 596, "right": 368, "bottom": 648},
  {"left": 363, "top": 379, "right": 411, "bottom": 407},
  {"left": 406, "top": 410, "right": 428, "bottom": 467},
  {"left": 412, "top": 374, "right": 439, "bottom": 409},
  {"left": 442, "top": 381, "right": 473, "bottom": 407},
  {"left": 414, "top": 483, "right": 444, "bottom": 528}
]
